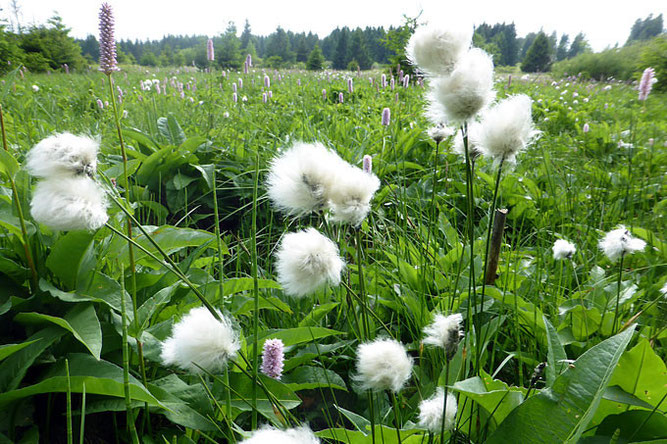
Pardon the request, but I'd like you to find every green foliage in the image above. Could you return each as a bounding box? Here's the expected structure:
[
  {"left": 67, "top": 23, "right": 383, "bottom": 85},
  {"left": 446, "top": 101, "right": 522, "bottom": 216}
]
[
  {"left": 17, "top": 16, "right": 85, "bottom": 72},
  {"left": 306, "top": 44, "right": 324, "bottom": 70},
  {"left": 641, "top": 34, "right": 667, "bottom": 92},
  {"left": 626, "top": 13, "right": 664, "bottom": 45},
  {"left": 522, "top": 32, "right": 552, "bottom": 72},
  {"left": 216, "top": 22, "right": 243, "bottom": 69},
  {"left": 382, "top": 14, "right": 419, "bottom": 73},
  {"left": 0, "top": 52, "right": 664, "bottom": 442},
  {"left": 553, "top": 40, "right": 646, "bottom": 80}
]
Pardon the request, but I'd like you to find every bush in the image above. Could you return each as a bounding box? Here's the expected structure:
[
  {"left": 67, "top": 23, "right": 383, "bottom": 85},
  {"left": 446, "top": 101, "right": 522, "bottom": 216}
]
[
  {"left": 640, "top": 35, "right": 667, "bottom": 92},
  {"left": 552, "top": 42, "right": 646, "bottom": 81}
]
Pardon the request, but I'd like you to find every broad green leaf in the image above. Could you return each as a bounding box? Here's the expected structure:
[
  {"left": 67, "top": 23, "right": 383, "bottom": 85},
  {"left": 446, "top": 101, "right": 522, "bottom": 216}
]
[
  {"left": 0, "top": 149, "right": 20, "bottom": 179},
  {"left": 486, "top": 326, "right": 635, "bottom": 444},
  {"left": 452, "top": 372, "right": 525, "bottom": 426},
  {"left": 107, "top": 225, "right": 214, "bottom": 265},
  {"left": 608, "top": 338, "right": 666, "bottom": 407},
  {"left": 592, "top": 338, "right": 667, "bottom": 426},
  {"left": 228, "top": 372, "right": 301, "bottom": 418},
  {"left": 544, "top": 315, "right": 568, "bottom": 387},
  {"left": 122, "top": 128, "right": 159, "bottom": 153},
  {"left": 334, "top": 405, "right": 370, "bottom": 433},
  {"left": 42, "top": 273, "right": 133, "bottom": 320},
  {"left": 15, "top": 303, "right": 102, "bottom": 359},
  {"left": 0, "top": 340, "right": 40, "bottom": 361},
  {"left": 46, "top": 230, "right": 94, "bottom": 289},
  {"left": 317, "top": 426, "right": 425, "bottom": 444},
  {"left": 595, "top": 410, "right": 667, "bottom": 442},
  {"left": 602, "top": 385, "right": 656, "bottom": 410},
  {"left": 282, "top": 366, "right": 347, "bottom": 391},
  {"left": 224, "top": 278, "right": 281, "bottom": 296},
  {"left": 193, "top": 164, "right": 214, "bottom": 191},
  {"left": 148, "top": 375, "right": 217, "bottom": 431},
  {"left": 298, "top": 302, "right": 339, "bottom": 327},
  {"left": 157, "top": 114, "right": 186, "bottom": 145},
  {"left": 254, "top": 327, "right": 343, "bottom": 349},
  {"left": 0, "top": 354, "right": 162, "bottom": 408},
  {"left": 0, "top": 327, "right": 65, "bottom": 391}
]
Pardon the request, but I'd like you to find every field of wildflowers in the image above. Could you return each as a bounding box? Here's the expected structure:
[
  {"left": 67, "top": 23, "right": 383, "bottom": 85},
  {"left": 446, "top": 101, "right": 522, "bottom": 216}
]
[{"left": 0, "top": 4, "right": 665, "bottom": 443}]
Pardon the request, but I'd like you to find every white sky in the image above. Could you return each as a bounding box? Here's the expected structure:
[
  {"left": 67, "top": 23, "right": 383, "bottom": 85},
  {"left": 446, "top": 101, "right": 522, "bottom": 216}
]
[{"left": 2, "top": 0, "right": 666, "bottom": 52}]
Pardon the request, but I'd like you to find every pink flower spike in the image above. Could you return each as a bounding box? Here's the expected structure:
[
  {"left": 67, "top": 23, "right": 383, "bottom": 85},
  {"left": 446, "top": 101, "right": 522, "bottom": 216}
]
[{"left": 261, "top": 339, "right": 284, "bottom": 380}]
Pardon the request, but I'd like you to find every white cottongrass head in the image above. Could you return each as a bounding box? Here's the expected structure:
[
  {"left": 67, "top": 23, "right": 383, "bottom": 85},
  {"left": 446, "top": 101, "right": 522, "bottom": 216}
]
[
  {"left": 26, "top": 132, "right": 99, "bottom": 179},
  {"left": 418, "top": 388, "right": 457, "bottom": 433},
  {"left": 429, "top": 48, "right": 495, "bottom": 123},
  {"left": 552, "top": 239, "right": 576, "bottom": 260},
  {"left": 30, "top": 176, "right": 108, "bottom": 231},
  {"left": 478, "top": 94, "right": 538, "bottom": 164},
  {"left": 406, "top": 24, "right": 472, "bottom": 76},
  {"left": 240, "top": 425, "right": 320, "bottom": 444},
  {"left": 355, "top": 338, "right": 413, "bottom": 393},
  {"left": 598, "top": 226, "right": 646, "bottom": 262},
  {"left": 327, "top": 163, "right": 380, "bottom": 226},
  {"left": 161, "top": 307, "right": 240, "bottom": 374},
  {"left": 266, "top": 142, "right": 342, "bottom": 216},
  {"left": 275, "top": 228, "right": 344, "bottom": 298},
  {"left": 423, "top": 313, "right": 463, "bottom": 360},
  {"left": 427, "top": 123, "right": 454, "bottom": 144}
]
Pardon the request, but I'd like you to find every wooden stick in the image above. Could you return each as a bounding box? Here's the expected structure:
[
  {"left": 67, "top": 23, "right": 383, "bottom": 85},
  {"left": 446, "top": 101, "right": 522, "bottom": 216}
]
[{"left": 485, "top": 208, "right": 508, "bottom": 285}]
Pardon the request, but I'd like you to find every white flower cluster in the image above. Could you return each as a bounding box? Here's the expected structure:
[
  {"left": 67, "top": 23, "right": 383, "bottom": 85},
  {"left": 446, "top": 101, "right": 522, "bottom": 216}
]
[
  {"left": 240, "top": 425, "right": 320, "bottom": 444},
  {"left": 267, "top": 142, "right": 380, "bottom": 226},
  {"left": 355, "top": 338, "right": 413, "bottom": 393},
  {"left": 599, "top": 226, "right": 646, "bottom": 262},
  {"left": 407, "top": 23, "right": 537, "bottom": 163},
  {"left": 26, "top": 133, "right": 108, "bottom": 231},
  {"left": 161, "top": 307, "right": 240, "bottom": 374},
  {"left": 418, "top": 388, "right": 457, "bottom": 433},
  {"left": 552, "top": 239, "right": 576, "bottom": 260},
  {"left": 275, "top": 228, "right": 344, "bottom": 298},
  {"left": 423, "top": 313, "right": 463, "bottom": 360}
]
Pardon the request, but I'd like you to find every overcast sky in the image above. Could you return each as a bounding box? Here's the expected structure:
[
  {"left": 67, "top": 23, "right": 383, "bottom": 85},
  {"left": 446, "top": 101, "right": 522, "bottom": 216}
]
[{"left": 2, "top": 0, "right": 666, "bottom": 52}]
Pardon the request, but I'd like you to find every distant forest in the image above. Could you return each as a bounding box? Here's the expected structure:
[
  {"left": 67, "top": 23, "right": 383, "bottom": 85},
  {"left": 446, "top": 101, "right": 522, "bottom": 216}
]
[{"left": 0, "top": 11, "right": 664, "bottom": 74}]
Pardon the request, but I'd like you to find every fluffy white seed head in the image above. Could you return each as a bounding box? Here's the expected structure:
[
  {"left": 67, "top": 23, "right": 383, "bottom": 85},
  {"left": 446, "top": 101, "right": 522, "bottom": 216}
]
[
  {"left": 240, "top": 425, "right": 320, "bottom": 444},
  {"left": 275, "top": 228, "right": 344, "bottom": 298},
  {"left": 327, "top": 163, "right": 380, "bottom": 226},
  {"left": 552, "top": 239, "right": 576, "bottom": 260},
  {"left": 423, "top": 313, "right": 463, "bottom": 360},
  {"left": 406, "top": 25, "right": 472, "bottom": 76},
  {"left": 355, "top": 338, "right": 413, "bottom": 393},
  {"left": 266, "top": 142, "right": 344, "bottom": 217},
  {"left": 427, "top": 123, "right": 454, "bottom": 144},
  {"left": 429, "top": 48, "right": 495, "bottom": 123},
  {"left": 30, "top": 176, "right": 108, "bottom": 231},
  {"left": 418, "top": 388, "right": 457, "bottom": 433},
  {"left": 478, "top": 94, "right": 538, "bottom": 164},
  {"left": 598, "top": 226, "right": 646, "bottom": 262},
  {"left": 26, "top": 132, "right": 99, "bottom": 179},
  {"left": 161, "top": 307, "right": 240, "bottom": 374}
]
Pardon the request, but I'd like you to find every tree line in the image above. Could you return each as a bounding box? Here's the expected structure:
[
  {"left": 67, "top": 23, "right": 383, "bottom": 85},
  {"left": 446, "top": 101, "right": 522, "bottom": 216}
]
[{"left": 0, "top": 12, "right": 663, "bottom": 74}]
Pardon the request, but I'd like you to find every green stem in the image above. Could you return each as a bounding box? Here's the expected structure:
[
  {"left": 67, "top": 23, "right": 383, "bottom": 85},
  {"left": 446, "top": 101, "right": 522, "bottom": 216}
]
[
  {"left": 612, "top": 254, "right": 625, "bottom": 334},
  {"left": 390, "top": 391, "right": 403, "bottom": 444},
  {"left": 65, "top": 358, "right": 72, "bottom": 444},
  {"left": 477, "top": 157, "right": 504, "bottom": 369},
  {"left": 440, "top": 362, "right": 450, "bottom": 443},
  {"left": 120, "top": 276, "right": 139, "bottom": 444},
  {"left": 425, "top": 140, "right": 441, "bottom": 292},
  {"left": 356, "top": 228, "right": 371, "bottom": 339},
  {"left": 79, "top": 383, "right": 86, "bottom": 444},
  {"left": 368, "top": 390, "right": 376, "bottom": 444},
  {"left": 104, "top": 198, "right": 222, "bottom": 321},
  {"left": 0, "top": 105, "right": 38, "bottom": 291},
  {"left": 461, "top": 123, "right": 477, "bottom": 375},
  {"left": 250, "top": 149, "right": 260, "bottom": 430},
  {"left": 106, "top": 74, "right": 149, "bottom": 430}
]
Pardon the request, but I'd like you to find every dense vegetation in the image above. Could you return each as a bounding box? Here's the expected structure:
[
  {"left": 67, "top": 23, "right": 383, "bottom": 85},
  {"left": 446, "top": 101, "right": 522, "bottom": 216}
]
[{"left": 0, "top": 53, "right": 665, "bottom": 443}]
